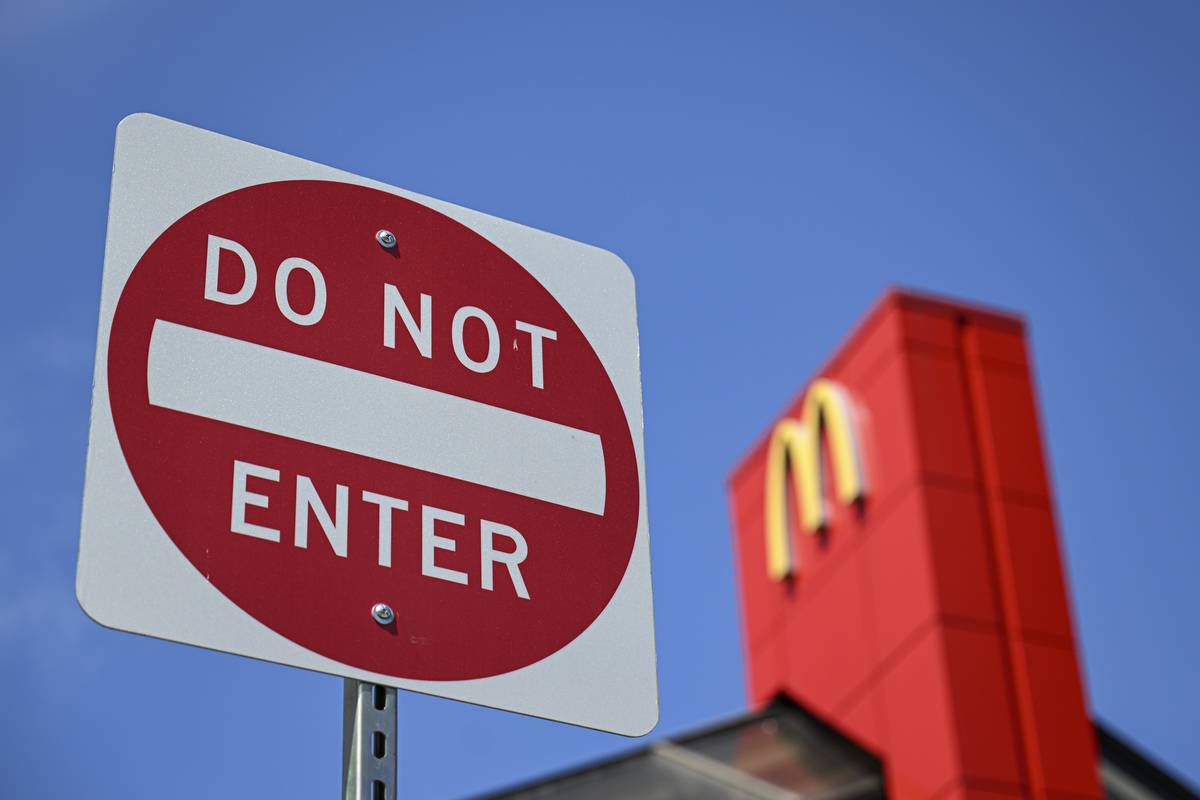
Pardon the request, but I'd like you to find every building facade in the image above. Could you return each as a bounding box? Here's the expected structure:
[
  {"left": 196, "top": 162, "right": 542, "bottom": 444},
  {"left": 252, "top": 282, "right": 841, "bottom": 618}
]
[{"left": 485, "top": 290, "right": 1196, "bottom": 800}]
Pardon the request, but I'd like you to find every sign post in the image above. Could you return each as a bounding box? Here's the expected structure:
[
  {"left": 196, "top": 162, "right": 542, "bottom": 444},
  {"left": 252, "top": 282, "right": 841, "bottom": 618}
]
[
  {"left": 77, "top": 114, "right": 659, "bottom": 781},
  {"left": 343, "top": 680, "right": 397, "bottom": 800}
]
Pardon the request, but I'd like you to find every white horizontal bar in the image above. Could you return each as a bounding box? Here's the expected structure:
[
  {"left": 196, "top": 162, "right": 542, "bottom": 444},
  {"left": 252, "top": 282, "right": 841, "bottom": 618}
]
[{"left": 146, "top": 320, "right": 606, "bottom": 515}]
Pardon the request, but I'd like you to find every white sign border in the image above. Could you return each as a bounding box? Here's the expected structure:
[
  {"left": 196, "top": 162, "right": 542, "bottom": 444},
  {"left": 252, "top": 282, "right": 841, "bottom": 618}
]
[{"left": 76, "top": 113, "right": 658, "bottom": 737}]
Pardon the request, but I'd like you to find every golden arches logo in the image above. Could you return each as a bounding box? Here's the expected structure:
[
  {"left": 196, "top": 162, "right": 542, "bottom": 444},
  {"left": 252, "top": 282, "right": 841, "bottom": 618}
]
[{"left": 763, "top": 379, "right": 867, "bottom": 580}]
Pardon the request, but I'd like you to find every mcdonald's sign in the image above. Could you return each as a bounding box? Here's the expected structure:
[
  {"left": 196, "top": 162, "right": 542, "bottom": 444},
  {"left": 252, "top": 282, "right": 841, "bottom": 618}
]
[{"left": 763, "top": 379, "right": 867, "bottom": 580}]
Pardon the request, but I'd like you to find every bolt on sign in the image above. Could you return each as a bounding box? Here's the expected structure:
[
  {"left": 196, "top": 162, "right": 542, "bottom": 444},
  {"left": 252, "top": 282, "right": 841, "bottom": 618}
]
[{"left": 76, "top": 114, "right": 658, "bottom": 736}]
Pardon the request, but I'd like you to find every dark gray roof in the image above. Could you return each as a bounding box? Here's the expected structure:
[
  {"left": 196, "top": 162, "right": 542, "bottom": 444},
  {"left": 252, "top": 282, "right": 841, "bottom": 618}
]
[
  {"left": 483, "top": 699, "right": 882, "bottom": 800},
  {"left": 1097, "top": 720, "right": 1198, "bottom": 800},
  {"left": 480, "top": 700, "right": 1197, "bottom": 800}
]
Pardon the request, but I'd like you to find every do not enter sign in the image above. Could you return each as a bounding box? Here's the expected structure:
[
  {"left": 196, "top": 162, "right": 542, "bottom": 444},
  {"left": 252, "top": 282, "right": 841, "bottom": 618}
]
[
  {"left": 110, "top": 179, "right": 640, "bottom": 680},
  {"left": 78, "top": 115, "right": 657, "bottom": 736}
]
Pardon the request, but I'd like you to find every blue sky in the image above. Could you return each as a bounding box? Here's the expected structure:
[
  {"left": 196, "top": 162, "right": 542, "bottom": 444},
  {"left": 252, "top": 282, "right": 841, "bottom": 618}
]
[{"left": 2, "top": 2, "right": 1198, "bottom": 797}]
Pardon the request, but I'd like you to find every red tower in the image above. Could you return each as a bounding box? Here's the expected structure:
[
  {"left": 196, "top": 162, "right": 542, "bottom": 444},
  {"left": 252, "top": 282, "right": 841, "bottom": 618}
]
[{"left": 727, "top": 290, "right": 1101, "bottom": 800}]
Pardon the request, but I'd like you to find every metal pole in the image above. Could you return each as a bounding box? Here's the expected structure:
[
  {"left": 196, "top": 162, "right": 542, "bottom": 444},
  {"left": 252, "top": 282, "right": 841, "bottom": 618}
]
[{"left": 342, "top": 679, "right": 398, "bottom": 800}]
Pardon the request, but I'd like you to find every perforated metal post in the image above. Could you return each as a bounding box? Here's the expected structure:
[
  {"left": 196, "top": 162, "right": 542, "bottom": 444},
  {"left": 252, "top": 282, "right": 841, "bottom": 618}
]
[{"left": 342, "top": 680, "right": 398, "bottom": 800}]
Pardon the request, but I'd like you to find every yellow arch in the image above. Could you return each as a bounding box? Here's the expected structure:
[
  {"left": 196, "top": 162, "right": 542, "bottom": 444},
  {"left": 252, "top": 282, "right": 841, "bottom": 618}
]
[{"left": 763, "top": 379, "right": 866, "bottom": 580}]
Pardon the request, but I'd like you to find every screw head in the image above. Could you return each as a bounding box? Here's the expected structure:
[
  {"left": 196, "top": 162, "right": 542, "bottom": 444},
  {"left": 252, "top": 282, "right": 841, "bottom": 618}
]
[
  {"left": 375, "top": 229, "right": 397, "bottom": 249},
  {"left": 371, "top": 602, "right": 395, "bottom": 625}
]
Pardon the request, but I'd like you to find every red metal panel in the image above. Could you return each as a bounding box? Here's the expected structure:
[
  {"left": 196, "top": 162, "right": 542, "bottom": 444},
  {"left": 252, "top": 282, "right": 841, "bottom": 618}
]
[
  {"left": 851, "top": 355, "right": 923, "bottom": 525},
  {"left": 903, "top": 344, "right": 981, "bottom": 487},
  {"left": 941, "top": 786, "right": 1025, "bottom": 800},
  {"left": 862, "top": 483, "right": 1000, "bottom": 665},
  {"left": 837, "top": 688, "right": 890, "bottom": 755},
  {"left": 963, "top": 348, "right": 1054, "bottom": 502},
  {"left": 1016, "top": 640, "right": 1101, "bottom": 797},
  {"left": 860, "top": 486, "right": 943, "bottom": 665},
  {"left": 920, "top": 485, "right": 1003, "bottom": 631},
  {"left": 726, "top": 290, "right": 1102, "bottom": 800},
  {"left": 938, "top": 625, "right": 1025, "bottom": 787},
  {"left": 879, "top": 625, "right": 965, "bottom": 798},
  {"left": 746, "top": 632, "right": 787, "bottom": 708},
  {"left": 996, "top": 501, "right": 1075, "bottom": 642},
  {"left": 782, "top": 548, "right": 876, "bottom": 712}
]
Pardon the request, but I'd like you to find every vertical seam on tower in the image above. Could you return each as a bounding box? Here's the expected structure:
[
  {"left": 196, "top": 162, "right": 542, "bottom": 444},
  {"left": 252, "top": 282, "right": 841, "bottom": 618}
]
[{"left": 954, "top": 316, "right": 1038, "bottom": 799}]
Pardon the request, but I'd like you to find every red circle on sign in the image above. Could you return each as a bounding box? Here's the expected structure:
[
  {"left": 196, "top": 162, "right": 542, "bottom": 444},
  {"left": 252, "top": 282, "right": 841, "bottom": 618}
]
[{"left": 107, "top": 180, "right": 639, "bottom": 680}]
